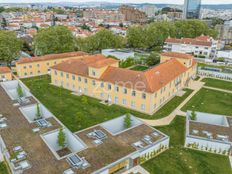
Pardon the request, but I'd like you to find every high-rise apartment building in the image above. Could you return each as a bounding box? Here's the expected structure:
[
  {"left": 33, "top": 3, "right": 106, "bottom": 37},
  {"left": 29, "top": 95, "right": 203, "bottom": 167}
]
[{"left": 183, "top": 0, "right": 201, "bottom": 19}]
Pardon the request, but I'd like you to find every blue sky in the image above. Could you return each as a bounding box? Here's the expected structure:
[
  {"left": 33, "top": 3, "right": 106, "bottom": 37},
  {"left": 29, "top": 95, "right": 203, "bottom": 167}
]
[{"left": 1, "top": 0, "right": 232, "bottom": 4}]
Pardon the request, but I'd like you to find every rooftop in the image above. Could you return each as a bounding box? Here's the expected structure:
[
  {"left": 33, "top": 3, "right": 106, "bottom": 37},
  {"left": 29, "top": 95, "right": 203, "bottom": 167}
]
[
  {"left": 187, "top": 112, "right": 232, "bottom": 143},
  {"left": 16, "top": 51, "right": 88, "bottom": 64},
  {"left": 0, "top": 67, "right": 11, "bottom": 74},
  {"left": 161, "top": 52, "right": 194, "bottom": 60},
  {"left": 165, "top": 36, "right": 212, "bottom": 47},
  {"left": 75, "top": 116, "right": 165, "bottom": 174}
]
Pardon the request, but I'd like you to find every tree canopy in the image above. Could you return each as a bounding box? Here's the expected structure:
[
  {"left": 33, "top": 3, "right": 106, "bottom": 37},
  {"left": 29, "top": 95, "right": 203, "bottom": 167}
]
[
  {"left": 33, "top": 26, "right": 76, "bottom": 56},
  {"left": 0, "top": 30, "right": 22, "bottom": 65}
]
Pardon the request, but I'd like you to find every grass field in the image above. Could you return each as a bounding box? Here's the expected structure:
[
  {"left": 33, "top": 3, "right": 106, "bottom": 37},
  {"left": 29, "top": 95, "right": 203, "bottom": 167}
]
[
  {"left": 22, "top": 76, "right": 193, "bottom": 131},
  {"left": 130, "top": 65, "right": 149, "bottom": 71},
  {"left": 182, "top": 88, "right": 232, "bottom": 116},
  {"left": 0, "top": 162, "right": 9, "bottom": 174},
  {"left": 142, "top": 116, "right": 232, "bottom": 174},
  {"left": 202, "top": 78, "right": 232, "bottom": 91}
]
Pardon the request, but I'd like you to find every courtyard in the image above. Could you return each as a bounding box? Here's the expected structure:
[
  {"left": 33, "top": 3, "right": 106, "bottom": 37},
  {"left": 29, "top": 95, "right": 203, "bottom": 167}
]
[
  {"left": 22, "top": 75, "right": 193, "bottom": 131},
  {"left": 142, "top": 116, "right": 232, "bottom": 174}
]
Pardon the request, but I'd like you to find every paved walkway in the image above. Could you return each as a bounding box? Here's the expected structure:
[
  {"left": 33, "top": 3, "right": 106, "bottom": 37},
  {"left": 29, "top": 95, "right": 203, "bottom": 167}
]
[
  {"left": 141, "top": 80, "right": 204, "bottom": 126},
  {"left": 203, "top": 86, "right": 232, "bottom": 94}
]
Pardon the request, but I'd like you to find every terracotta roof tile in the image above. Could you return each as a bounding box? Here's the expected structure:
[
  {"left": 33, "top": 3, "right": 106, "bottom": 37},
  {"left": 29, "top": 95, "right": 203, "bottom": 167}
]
[
  {"left": 161, "top": 52, "right": 193, "bottom": 59},
  {"left": 51, "top": 54, "right": 116, "bottom": 76},
  {"left": 165, "top": 37, "right": 212, "bottom": 47},
  {"left": 17, "top": 52, "right": 88, "bottom": 64},
  {"left": 0, "top": 67, "right": 11, "bottom": 74}
]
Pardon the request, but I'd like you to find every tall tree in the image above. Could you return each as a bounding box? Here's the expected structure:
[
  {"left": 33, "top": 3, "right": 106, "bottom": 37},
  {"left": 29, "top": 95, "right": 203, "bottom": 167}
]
[
  {"left": 146, "top": 52, "right": 160, "bottom": 66},
  {"left": 0, "top": 30, "right": 22, "bottom": 65},
  {"left": 57, "top": 128, "right": 66, "bottom": 149},
  {"left": 33, "top": 26, "right": 76, "bottom": 56},
  {"left": 127, "top": 25, "right": 145, "bottom": 49}
]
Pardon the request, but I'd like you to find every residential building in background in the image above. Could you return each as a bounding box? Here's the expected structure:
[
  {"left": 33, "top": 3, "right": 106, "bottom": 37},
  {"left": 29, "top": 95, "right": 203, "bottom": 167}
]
[
  {"left": 140, "top": 5, "right": 157, "bottom": 18},
  {"left": 16, "top": 52, "right": 88, "bottom": 78},
  {"left": 50, "top": 52, "right": 197, "bottom": 115},
  {"left": 183, "top": 0, "right": 201, "bottom": 19},
  {"left": 164, "top": 36, "right": 224, "bottom": 58},
  {"left": 119, "top": 5, "right": 147, "bottom": 23},
  {"left": 215, "top": 20, "right": 232, "bottom": 45},
  {"left": 0, "top": 67, "right": 12, "bottom": 82}
]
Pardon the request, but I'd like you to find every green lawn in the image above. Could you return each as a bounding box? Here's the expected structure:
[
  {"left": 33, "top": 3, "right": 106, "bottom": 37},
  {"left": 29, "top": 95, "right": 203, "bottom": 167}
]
[
  {"left": 22, "top": 76, "right": 193, "bottom": 131},
  {"left": 202, "top": 78, "right": 232, "bottom": 91},
  {"left": 182, "top": 88, "right": 232, "bottom": 115},
  {"left": 0, "top": 162, "right": 9, "bottom": 174},
  {"left": 130, "top": 65, "right": 149, "bottom": 71},
  {"left": 142, "top": 116, "right": 232, "bottom": 174}
]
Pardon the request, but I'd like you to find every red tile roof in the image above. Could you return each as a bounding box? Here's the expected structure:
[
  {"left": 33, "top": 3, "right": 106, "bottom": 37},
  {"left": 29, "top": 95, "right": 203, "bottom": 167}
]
[
  {"left": 51, "top": 54, "right": 117, "bottom": 76},
  {"left": 165, "top": 37, "right": 212, "bottom": 47},
  {"left": 0, "top": 67, "right": 11, "bottom": 74},
  {"left": 17, "top": 52, "right": 88, "bottom": 64},
  {"left": 161, "top": 52, "right": 193, "bottom": 60},
  {"left": 100, "top": 59, "right": 188, "bottom": 93}
]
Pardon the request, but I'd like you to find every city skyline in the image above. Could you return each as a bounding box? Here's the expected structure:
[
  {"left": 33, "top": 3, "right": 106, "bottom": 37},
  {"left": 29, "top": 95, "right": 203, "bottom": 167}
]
[{"left": 0, "top": 0, "right": 232, "bottom": 4}]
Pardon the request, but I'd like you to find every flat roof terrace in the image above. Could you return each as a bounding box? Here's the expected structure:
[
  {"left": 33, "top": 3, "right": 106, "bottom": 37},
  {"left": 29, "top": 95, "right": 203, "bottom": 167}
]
[
  {"left": 188, "top": 112, "right": 232, "bottom": 143},
  {"left": 0, "top": 86, "right": 70, "bottom": 174},
  {"left": 75, "top": 123, "right": 165, "bottom": 174}
]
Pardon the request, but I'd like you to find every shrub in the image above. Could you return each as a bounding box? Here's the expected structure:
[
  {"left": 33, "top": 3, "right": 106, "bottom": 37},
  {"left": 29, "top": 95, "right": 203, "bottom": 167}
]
[
  {"left": 35, "top": 103, "right": 42, "bottom": 120},
  {"left": 57, "top": 128, "right": 66, "bottom": 149},
  {"left": 124, "top": 113, "right": 132, "bottom": 128},
  {"left": 17, "top": 84, "right": 23, "bottom": 98},
  {"left": 190, "top": 110, "right": 197, "bottom": 120}
]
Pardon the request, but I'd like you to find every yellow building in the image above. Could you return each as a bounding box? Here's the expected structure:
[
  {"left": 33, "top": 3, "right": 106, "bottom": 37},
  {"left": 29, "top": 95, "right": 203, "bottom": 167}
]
[
  {"left": 0, "top": 67, "right": 12, "bottom": 82},
  {"left": 50, "top": 52, "right": 197, "bottom": 115},
  {"left": 16, "top": 52, "right": 88, "bottom": 78}
]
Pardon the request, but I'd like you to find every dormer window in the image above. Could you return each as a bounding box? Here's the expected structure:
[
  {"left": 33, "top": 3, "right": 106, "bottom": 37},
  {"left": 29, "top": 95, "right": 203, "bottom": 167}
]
[{"left": 92, "top": 70, "right": 96, "bottom": 76}]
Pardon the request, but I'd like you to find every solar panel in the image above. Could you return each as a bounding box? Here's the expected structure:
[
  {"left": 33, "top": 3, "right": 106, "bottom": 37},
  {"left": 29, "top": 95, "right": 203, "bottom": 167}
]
[{"left": 94, "top": 130, "right": 107, "bottom": 140}]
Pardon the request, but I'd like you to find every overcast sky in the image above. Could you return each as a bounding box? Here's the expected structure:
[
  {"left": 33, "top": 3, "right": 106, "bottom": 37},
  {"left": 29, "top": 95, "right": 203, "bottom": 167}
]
[{"left": 0, "top": 0, "right": 232, "bottom": 4}]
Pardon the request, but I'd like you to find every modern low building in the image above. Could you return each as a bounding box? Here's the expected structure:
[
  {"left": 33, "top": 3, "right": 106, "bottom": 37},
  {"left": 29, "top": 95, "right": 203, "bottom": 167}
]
[
  {"left": 16, "top": 52, "right": 88, "bottom": 78},
  {"left": 185, "top": 111, "right": 232, "bottom": 156},
  {"left": 0, "top": 80, "right": 169, "bottom": 174},
  {"left": 0, "top": 66, "right": 12, "bottom": 82},
  {"left": 50, "top": 52, "right": 197, "bottom": 115},
  {"left": 102, "top": 49, "right": 135, "bottom": 60},
  {"left": 164, "top": 36, "right": 224, "bottom": 59},
  {"left": 217, "top": 50, "right": 232, "bottom": 62}
]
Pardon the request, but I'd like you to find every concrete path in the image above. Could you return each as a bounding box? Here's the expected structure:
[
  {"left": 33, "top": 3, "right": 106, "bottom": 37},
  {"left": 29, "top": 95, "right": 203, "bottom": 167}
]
[
  {"left": 141, "top": 80, "right": 204, "bottom": 127},
  {"left": 203, "top": 86, "right": 232, "bottom": 94}
]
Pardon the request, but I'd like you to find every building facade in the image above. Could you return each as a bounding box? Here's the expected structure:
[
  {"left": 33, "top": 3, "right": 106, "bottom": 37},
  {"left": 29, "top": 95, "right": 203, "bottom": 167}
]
[
  {"left": 0, "top": 67, "right": 12, "bottom": 82},
  {"left": 164, "top": 36, "right": 224, "bottom": 59},
  {"left": 16, "top": 52, "right": 88, "bottom": 78},
  {"left": 215, "top": 21, "right": 232, "bottom": 45},
  {"left": 119, "top": 5, "right": 147, "bottom": 23},
  {"left": 50, "top": 52, "right": 197, "bottom": 115},
  {"left": 183, "top": 0, "right": 201, "bottom": 19}
]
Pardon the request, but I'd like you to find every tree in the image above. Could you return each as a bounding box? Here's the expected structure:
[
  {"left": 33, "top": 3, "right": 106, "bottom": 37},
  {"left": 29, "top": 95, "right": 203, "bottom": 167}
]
[
  {"left": 190, "top": 110, "right": 197, "bottom": 120},
  {"left": 124, "top": 113, "right": 132, "bottom": 128},
  {"left": 0, "top": 30, "right": 22, "bottom": 65},
  {"left": 35, "top": 103, "right": 42, "bottom": 120},
  {"left": 127, "top": 25, "right": 145, "bottom": 49},
  {"left": 33, "top": 26, "right": 76, "bottom": 55},
  {"left": 146, "top": 52, "right": 160, "bottom": 66},
  {"left": 17, "top": 84, "right": 24, "bottom": 98},
  {"left": 57, "top": 128, "right": 66, "bottom": 149}
]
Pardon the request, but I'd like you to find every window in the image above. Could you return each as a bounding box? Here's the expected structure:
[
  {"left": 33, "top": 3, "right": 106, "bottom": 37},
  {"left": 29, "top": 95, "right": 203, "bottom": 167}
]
[
  {"left": 23, "top": 66, "right": 26, "bottom": 69},
  {"left": 154, "top": 93, "right": 157, "bottom": 98},
  {"left": 38, "top": 70, "right": 40, "bottom": 74},
  {"left": 108, "top": 84, "right": 111, "bottom": 90},
  {"left": 100, "top": 93, "right": 104, "bottom": 98},
  {"left": 115, "top": 97, "right": 119, "bottom": 104},
  {"left": 24, "top": 72, "right": 27, "bottom": 76},
  {"left": 72, "top": 85, "right": 75, "bottom": 89},
  {"left": 84, "top": 88, "right": 88, "bottom": 94},
  {"left": 142, "top": 93, "right": 146, "bottom": 99},
  {"left": 92, "top": 70, "right": 96, "bottom": 76},
  {"left": 154, "top": 104, "right": 156, "bottom": 109},
  {"left": 54, "top": 61, "right": 57, "bottom": 64},
  {"left": 132, "top": 90, "right": 136, "bottom": 96},
  {"left": 72, "top": 75, "right": 75, "bottom": 80},
  {"left": 141, "top": 104, "right": 145, "bottom": 110},
  {"left": 60, "top": 72, "right": 63, "bottom": 77},
  {"left": 123, "top": 88, "right": 127, "bottom": 94},
  {"left": 47, "top": 62, "right": 50, "bottom": 66},
  {"left": 84, "top": 78, "right": 88, "bottom": 83},
  {"left": 29, "top": 65, "right": 32, "bottom": 68},
  {"left": 115, "top": 86, "right": 119, "bottom": 92},
  {"left": 1, "top": 75, "right": 5, "bottom": 78},
  {"left": 92, "top": 80, "right": 96, "bottom": 86},
  {"left": 122, "top": 99, "right": 127, "bottom": 105},
  {"left": 55, "top": 71, "right": 57, "bottom": 75},
  {"left": 78, "top": 77, "right": 81, "bottom": 82},
  {"left": 131, "top": 101, "right": 136, "bottom": 108},
  {"left": 37, "top": 64, "right": 40, "bottom": 67},
  {"left": 30, "top": 72, "right": 32, "bottom": 75},
  {"left": 101, "top": 82, "right": 104, "bottom": 88},
  {"left": 66, "top": 74, "right": 69, "bottom": 79}
]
